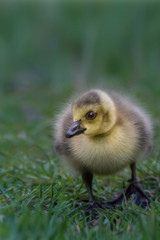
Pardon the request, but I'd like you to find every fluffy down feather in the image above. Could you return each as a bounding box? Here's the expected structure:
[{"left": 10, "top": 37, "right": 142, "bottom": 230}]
[{"left": 54, "top": 89, "right": 153, "bottom": 175}]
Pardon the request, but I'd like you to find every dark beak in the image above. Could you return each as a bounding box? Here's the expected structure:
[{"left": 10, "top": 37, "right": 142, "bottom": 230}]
[{"left": 65, "top": 120, "right": 86, "bottom": 138}]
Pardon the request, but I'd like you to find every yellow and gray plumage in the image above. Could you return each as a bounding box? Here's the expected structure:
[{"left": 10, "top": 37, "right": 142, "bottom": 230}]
[{"left": 54, "top": 89, "right": 153, "bottom": 208}]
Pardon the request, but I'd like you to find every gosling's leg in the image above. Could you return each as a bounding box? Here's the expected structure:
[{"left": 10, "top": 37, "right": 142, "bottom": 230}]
[
  {"left": 82, "top": 172, "right": 95, "bottom": 203},
  {"left": 82, "top": 172, "right": 103, "bottom": 210},
  {"left": 129, "top": 162, "right": 137, "bottom": 182}
]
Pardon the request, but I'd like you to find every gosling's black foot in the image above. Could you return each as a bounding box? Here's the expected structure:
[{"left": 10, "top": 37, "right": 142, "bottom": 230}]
[
  {"left": 107, "top": 182, "right": 150, "bottom": 208},
  {"left": 125, "top": 182, "right": 150, "bottom": 207},
  {"left": 85, "top": 201, "right": 104, "bottom": 213}
]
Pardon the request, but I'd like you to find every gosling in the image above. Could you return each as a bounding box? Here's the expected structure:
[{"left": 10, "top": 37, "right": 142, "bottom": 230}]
[{"left": 54, "top": 89, "right": 153, "bottom": 208}]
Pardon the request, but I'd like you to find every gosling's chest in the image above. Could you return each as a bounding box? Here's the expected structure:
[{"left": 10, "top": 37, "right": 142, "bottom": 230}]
[{"left": 69, "top": 133, "right": 137, "bottom": 175}]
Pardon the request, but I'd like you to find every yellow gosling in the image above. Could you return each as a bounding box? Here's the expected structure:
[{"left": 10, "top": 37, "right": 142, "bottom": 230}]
[{"left": 54, "top": 89, "right": 153, "bottom": 209}]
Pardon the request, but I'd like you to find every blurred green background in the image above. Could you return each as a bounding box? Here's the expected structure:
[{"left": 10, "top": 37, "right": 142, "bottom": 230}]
[
  {"left": 1, "top": 1, "right": 160, "bottom": 97},
  {"left": 0, "top": 2, "right": 160, "bottom": 240}
]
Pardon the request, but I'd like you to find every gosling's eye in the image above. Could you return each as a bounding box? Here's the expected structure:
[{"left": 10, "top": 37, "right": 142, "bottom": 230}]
[{"left": 85, "top": 111, "right": 97, "bottom": 120}]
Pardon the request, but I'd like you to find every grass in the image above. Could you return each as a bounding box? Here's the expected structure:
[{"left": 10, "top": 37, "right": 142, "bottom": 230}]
[
  {"left": 0, "top": 2, "right": 160, "bottom": 240},
  {"left": 0, "top": 80, "right": 160, "bottom": 240}
]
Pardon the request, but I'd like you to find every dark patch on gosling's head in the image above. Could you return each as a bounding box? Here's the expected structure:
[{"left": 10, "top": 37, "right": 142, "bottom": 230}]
[{"left": 75, "top": 91, "right": 100, "bottom": 108}]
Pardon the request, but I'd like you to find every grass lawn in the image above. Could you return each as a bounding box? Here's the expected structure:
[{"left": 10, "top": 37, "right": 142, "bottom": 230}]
[{"left": 0, "top": 2, "right": 160, "bottom": 240}]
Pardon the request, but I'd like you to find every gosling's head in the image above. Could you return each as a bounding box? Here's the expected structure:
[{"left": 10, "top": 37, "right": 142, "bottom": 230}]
[{"left": 66, "top": 90, "right": 117, "bottom": 138}]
